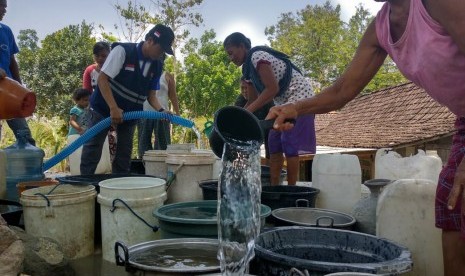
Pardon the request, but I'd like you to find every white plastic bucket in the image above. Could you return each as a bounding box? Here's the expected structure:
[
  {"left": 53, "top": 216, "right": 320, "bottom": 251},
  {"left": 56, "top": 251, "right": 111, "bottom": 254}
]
[
  {"left": 97, "top": 177, "right": 166, "bottom": 263},
  {"left": 377, "top": 179, "right": 443, "bottom": 276},
  {"left": 20, "top": 184, "right": 97, "bottom": 259},
  {"left": 0, "top": 150, "right": 6, "bottom": 199},
  {"left": 375, "top": 149, "right": 443, "bottom": 183},
  {"left": 312, "top": 154, "right": 362, "bottom": 214},
  {"left": 67, "top": 134, "right": 112, "bottom": 175},
  {"left": 143, "top": 150, "right": 168, "bottom": 178},
  {"left": 166, "top": 143, "right": 195, "bottom": 154},
  {"left": 192, "top": 149, "right": 222, "bottom": 179},
  {"left": 165, "top": 153, "right": 215, "bottom": 203}
]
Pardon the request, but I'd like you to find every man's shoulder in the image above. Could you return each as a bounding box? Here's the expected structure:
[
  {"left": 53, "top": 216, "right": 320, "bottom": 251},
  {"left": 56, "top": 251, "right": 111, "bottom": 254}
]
[{"left": 0, "top": 22, "right": 13, "bottom": 33}]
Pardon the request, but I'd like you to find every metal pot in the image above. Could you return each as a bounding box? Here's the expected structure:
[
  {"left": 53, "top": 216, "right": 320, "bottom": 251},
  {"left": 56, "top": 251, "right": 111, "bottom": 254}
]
[
  {"left": 271, "top": 207, "right": 356, "bottom": 230},
  {"left": 115, "top": 238, "right": 220, "bottom": 275}
]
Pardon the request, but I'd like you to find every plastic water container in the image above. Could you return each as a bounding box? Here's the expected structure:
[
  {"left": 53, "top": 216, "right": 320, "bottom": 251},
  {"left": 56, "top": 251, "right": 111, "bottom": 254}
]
[
  {"left": 20, "top": 184, "right": 97, "bottom": 259},
  {"left": 165, "top": 153, "right": 215, "bottom": 203},
  {"left": 4, "top": 130, "right": 45, "bottom": 201},
  {"left": 375, "top": 149, "right": 443, "bottom": 183},
  {"left": 97, "top": 177, "right": 167, "bottom": 263},
  {"left": 377, "top": 179, "right": 443, "bottom": 276},
  {"left": 67, "top": 134, "right": 112, "bottom": 175},
  {"left": 192, "top": 149, "right": 222, "bottom": 179},
  {"left": 166, "top": 143, "right": 195, "bottom": 154},
  {"left": 0, "top": 150, "right": 6, "bottom": 199},
  {"left": 143, "top": 150, "right": 168, "bottom": 178},
  {"left": 312, "top": 153, "right": 362, "bottom": 214}
]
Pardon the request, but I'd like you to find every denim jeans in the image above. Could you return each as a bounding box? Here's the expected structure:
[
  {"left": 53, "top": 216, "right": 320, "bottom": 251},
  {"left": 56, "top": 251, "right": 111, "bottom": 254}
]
[{"left": 80, "top": 109, "right": 136, "bottom": 174}]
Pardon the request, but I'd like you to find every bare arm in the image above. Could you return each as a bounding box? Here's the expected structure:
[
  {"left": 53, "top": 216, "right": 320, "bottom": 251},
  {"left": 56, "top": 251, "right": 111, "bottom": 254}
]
[
  {"left": 10, "top": 56, "right": 21, "bottom": 84},
  {"left": 166, "top": 73, "right": 180, "bottom": 115},
  {"left": 244, "top": 82, "right": 258, "bottom": 109},
  {"left": 147, "top": 90, "right": 164, "bottom": 112},
  {"left": 97, "top": 72, "right": 123, "bottom": 124},
  {"left": 246, "top": 63, "right": 279, "bottom": 113},
  {"left": 69, "top": 114, "right": 84, "bottom": 134},
  {"left": 268, "top": 20, "right": 388, "bottom": 129}
]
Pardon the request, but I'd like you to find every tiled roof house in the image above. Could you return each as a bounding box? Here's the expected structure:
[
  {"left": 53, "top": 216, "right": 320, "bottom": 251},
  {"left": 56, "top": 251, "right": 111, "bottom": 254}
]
[
  {"left": 315, "top": 82, "right": 456, "bottom": 149},
  {"left": 300, "top": 82, "right": 457, "bottom": 180}
]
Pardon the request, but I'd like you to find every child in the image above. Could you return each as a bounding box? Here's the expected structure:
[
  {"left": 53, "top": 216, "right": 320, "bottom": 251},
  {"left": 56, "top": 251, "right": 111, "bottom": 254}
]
[
  {"left": 67, "top": 88, "right": 111, "bottom": 175},
  {"left": 68, "top": 88, "right": 91, "bottom": 136}
]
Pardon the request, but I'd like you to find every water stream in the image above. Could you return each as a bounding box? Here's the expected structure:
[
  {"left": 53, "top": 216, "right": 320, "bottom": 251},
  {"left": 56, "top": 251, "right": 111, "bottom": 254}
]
[
  {"left": 217, "top": 138, "right": 261, "bottom": 275},
  {"left": 192, "top": 126, "right": 205, "bottom": 149}
]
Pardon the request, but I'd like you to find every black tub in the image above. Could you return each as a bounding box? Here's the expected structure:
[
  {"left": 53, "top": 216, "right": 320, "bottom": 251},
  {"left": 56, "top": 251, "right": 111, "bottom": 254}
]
[
  {"left": 261, "top": 186, "right": 319, "bottom": 210},
  {"left": 260, "top": 165, "right": 286, "bottom": 186},
  {"left": 251, "top": 226, "right": 412, "bottom": 275},
  {"left": 199, "top": 180, "right": 218, "bottom": 200}
]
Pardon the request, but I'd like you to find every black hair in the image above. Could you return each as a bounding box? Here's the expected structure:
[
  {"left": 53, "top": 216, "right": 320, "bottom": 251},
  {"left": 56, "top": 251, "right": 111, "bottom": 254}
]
[
  {"left": 72, "top": 88, "right": 91, "bottom": 101},
  {"left": 223, "top": 32, "right": 252, "bottom": 50},
  {"left": 93, "top": 41, "right": 110, "bottom": 55}
]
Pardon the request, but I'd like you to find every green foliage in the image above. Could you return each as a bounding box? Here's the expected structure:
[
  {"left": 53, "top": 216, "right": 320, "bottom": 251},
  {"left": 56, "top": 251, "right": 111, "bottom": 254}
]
[
  {"left": 177, "top": 30, "right": 241, "bottom": 121},
  {"left": 0, "top": 118, "right": 68, "bottom": 172},
  {"left": 113, "top": 1, "right": 155, "bottom": 42},
  {"left": 109, "top": 0, "right": 204, "bottom": 75},
  {"left": 265, "top": 1, "right": 406, "bottom": 93},
  {"left": 17, "top": 22, "right": 97, "bottom": 121}
]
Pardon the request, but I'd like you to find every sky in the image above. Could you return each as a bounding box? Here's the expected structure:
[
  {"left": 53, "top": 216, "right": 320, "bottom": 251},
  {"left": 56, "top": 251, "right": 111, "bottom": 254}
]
[{"left": 4, "top": 0, "right": 383, "bottom": 46}]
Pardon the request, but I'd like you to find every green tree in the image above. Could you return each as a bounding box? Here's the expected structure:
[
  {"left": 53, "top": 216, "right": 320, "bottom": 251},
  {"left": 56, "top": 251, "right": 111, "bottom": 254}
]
[
  {"left": 16, "top": 29, "right": 39, "bottom": 87},
  {"left": 110, "top": 0, "right": 204, "bottom": 76},
  {"left": 340, "top": 4, "right": 406, "bottom": 93},
  {"left": 265, "top": 1, "right": 406, "bottom": 93},
  {"left": 177, "top": 29, "right": 241, "bottom": 119},
  {"left": 24, "top": 22, "right": 96, "bottom": 119},
  {"left": 266, "top": 1, "right": 345, "bottom": 91}
]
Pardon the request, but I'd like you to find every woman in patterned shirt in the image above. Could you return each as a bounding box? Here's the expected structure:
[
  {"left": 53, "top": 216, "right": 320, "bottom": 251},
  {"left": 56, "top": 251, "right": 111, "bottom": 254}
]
[{"left": 223, "top": 32, "right": 316, "bottom": 186}]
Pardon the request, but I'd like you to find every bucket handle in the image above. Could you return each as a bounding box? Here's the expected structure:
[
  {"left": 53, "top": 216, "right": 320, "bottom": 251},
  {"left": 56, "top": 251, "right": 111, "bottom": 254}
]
[
  {"left": 315, "top": 216, "right": 335, "bottom": 228},
  {"left": 295, "top": 199, "right": 309, "bottom": 207},
  {"left": 34, "top": 193, "right": 51, "bottom": 206},
  {"left": 115, "top": 241, "right": 137, "bottom": 273},
  {"left": 34, "top": 193, "right": 55, "bottom": 217},
  {"left": 165, "top": 162, "right": 184, "bottom": 191},
  {"left": 289, "top": 268, "right": 310, "bottom": 276},
  {"left": 114, "top": 241, "right": 129, "bottom": 267},
  {"left": 110, "top": 198, "right": 159, "bottom": 232}
]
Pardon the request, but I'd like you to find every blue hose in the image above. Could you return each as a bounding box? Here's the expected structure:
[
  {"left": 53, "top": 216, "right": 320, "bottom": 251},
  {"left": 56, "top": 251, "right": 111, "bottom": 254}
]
[{"left": 43, "top": 111, "right": 194, "bottom": 172}]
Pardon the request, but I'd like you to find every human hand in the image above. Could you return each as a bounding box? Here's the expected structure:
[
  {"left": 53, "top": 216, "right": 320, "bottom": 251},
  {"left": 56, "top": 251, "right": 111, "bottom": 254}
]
[
  {"left": 265, "top": 103, "right": 298, "bottom": 131},
  {"left": 109, "top": 106, "right": 124, "bottom": 125},
  {"left": 447, "top": 156, "right": 465, "bottom": 214}
]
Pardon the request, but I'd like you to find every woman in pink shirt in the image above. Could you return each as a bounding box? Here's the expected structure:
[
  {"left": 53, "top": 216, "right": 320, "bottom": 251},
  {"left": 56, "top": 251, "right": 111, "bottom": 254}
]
[
  {"left": 267, "top": 0, "right": 465, "bottom": 274},
  {"left": 83, "top": 42, "right": 110, "bottom": 92},
  {"left": 82, "top": 42, "right": 117, "bottom": 161}
]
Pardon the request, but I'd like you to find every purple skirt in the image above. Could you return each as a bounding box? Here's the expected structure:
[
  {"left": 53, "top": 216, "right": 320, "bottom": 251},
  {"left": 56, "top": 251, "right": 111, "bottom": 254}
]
[{"left": 268, "top": 114, "right": 316, "bottom": 157}]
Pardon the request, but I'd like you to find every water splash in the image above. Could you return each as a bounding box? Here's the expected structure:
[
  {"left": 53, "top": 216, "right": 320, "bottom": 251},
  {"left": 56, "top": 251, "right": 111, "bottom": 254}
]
[
  {"left": 192, "top": 126, "right": 205, "bottom": 149},
  {"left": 218, "top": 138, "right": 261, "bottom": 275}
]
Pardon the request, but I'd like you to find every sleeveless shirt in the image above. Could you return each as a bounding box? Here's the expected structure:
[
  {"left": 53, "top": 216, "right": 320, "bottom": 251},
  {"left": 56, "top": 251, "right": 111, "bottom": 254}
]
[{"left": 376, "top": 0, "right": 465, "bottom": 116}]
